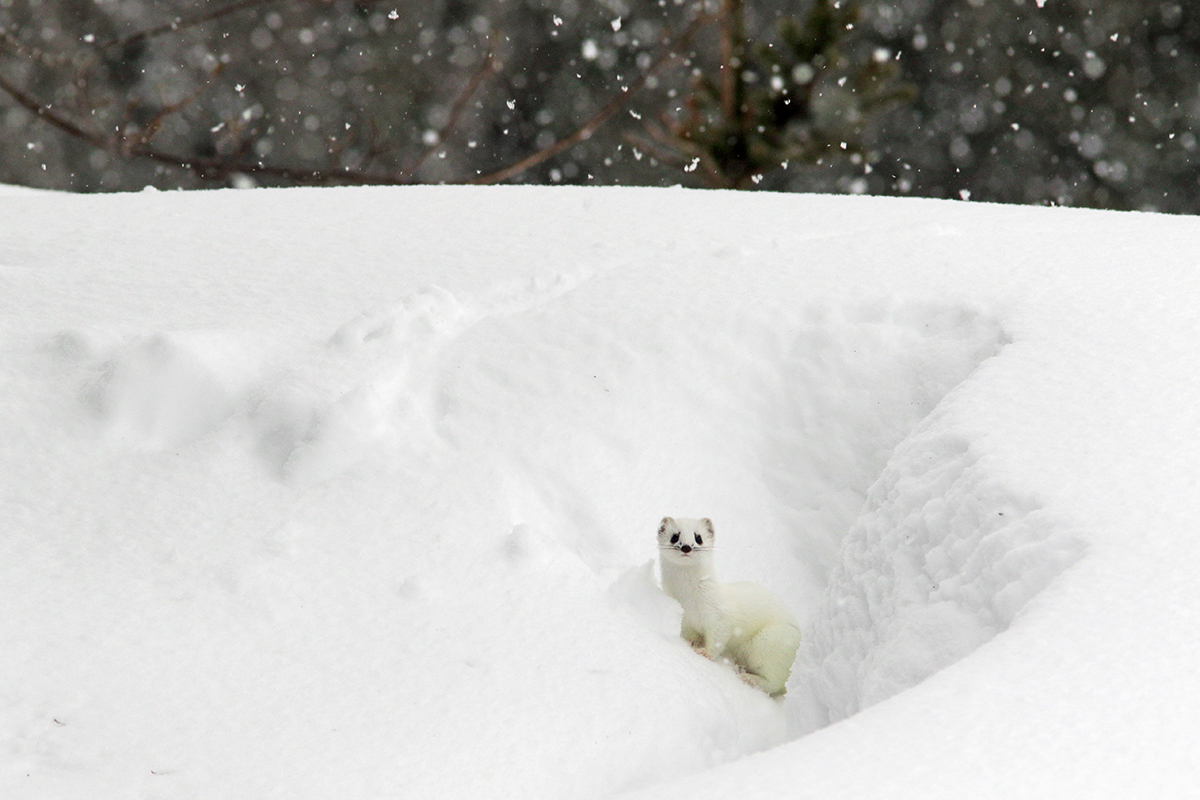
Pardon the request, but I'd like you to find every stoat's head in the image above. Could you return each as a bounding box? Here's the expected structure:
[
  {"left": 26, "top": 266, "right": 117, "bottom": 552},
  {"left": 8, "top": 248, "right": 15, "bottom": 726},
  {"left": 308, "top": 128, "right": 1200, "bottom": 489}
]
[{"left": 657, "top": 517, "right": 714, "bottom": 565}]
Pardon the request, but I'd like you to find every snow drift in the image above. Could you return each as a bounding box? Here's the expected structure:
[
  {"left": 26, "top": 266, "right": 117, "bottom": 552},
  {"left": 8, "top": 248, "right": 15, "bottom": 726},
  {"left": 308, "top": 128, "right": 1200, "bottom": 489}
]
[{"left": 2, "top": 185, "right": 1198, "bottom": 799}]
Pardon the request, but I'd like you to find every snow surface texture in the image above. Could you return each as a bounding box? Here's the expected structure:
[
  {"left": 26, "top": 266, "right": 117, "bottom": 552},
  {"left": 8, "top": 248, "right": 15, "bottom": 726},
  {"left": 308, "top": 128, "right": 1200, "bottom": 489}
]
[{"left": 2, "top": 186, "right": 1198, "bottom": 799}]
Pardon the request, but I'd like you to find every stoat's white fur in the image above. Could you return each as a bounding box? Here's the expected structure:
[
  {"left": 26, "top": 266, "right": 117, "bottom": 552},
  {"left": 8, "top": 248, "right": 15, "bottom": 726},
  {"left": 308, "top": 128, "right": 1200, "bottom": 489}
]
[{"left": 657, "top": 517, "right": 801, "bottom": 697}]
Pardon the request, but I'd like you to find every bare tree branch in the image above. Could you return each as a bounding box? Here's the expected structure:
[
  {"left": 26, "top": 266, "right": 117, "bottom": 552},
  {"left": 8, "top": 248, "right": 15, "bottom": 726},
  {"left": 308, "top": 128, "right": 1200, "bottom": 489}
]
[
  {"left": 131, "top": 145, "right": 409, "bottom": 185},
  {"left": 0, "top": 6, "right": 715, "bottom": 189},
  {"left": 120, "top": 65, "right": 225, "bottom": 154},
  {"left": 0, "top": 69, "right": 108, "bottom": 149},
  {"left": 398, "top": 33, "right": 499, "bottom": 181},
  {"left": 0, "top": 25, "right": 78, "bottom": 67},
  {"left": 0, "top": 63, "right": 385, "bottom": 185},
  {"left": 105, "top": 0, "right": 397, "bottom": 51},
  {"left": 467, "top": 11, "right": 713, "bottom": 185},
  {"left": 623, "top": 129, "right": 692, "bottom": 171},
  {"left": 104, "top": 0, "right": 286, "bottom": 51},
  {"left": 719, "top": 0, "right": 745, "bottom": 125}
]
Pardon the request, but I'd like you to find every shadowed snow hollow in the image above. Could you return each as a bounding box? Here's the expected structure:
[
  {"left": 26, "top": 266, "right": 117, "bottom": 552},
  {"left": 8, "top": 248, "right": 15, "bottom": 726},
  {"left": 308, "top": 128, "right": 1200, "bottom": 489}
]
[
  {"left": 787, "top": 408, "right": 1086, "bottom": 735},
  {"left": 741, "top": 305, "right": 1087, "bottom": 737},
  {"left": 715, "top": 302, "right": 1083, "bottom": 737}
]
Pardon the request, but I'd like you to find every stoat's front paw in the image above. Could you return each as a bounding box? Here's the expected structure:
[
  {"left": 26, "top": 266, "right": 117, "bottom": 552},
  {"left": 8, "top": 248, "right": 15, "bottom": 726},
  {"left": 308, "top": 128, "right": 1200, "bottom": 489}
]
[
  {"left": 690, "top": 643, "right": 712, "bottom": 659},
  {"left": 736, "top": 670, "right": 775, "bottom": 694}
]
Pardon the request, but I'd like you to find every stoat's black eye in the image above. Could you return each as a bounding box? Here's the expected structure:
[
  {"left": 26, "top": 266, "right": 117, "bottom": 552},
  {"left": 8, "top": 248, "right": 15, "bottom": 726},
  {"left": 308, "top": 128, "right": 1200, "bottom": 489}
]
[
  {"left": 695, "top": 535, "right": 703, "bottom": 545},
  {"left": 670, "top": 533, "right": 679, "bottom": 544}
]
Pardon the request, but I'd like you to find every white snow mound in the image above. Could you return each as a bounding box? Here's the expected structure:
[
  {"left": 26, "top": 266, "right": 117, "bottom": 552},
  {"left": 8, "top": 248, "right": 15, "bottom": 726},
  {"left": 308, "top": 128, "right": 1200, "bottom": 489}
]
[{"left": 2, "top": 186, "right": 1198, "bottom": 800}]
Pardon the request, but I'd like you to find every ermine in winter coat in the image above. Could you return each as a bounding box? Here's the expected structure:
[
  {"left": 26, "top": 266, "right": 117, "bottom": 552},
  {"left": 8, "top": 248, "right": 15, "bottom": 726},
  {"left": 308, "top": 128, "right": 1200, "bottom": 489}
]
[{"left": 657, "top": 517, "right": 801, "bottom": 697}]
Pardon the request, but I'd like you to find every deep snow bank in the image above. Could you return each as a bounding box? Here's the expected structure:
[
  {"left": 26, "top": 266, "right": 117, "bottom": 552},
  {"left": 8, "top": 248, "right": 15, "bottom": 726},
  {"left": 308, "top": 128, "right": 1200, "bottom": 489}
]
[
  {"left": 789, "top": 401, "right": 1086, "bottom": 733},
  {"left": 3, "top": 185, "right": 1197, "bottom": 799},
  {"left": 5, "top": 277, "right": 1019, "bottom": 798}
]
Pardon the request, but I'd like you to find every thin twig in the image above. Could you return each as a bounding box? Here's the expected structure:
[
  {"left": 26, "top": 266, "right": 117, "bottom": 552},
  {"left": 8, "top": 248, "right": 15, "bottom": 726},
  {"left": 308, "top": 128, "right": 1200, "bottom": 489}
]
[
  {"left": 720, "top": 0, "right": 744, "bottom": 124},
  {"left": 0, "top": 10, "right": 710, "bottom": 189},
  {"left": 104, "top": 0, "right": 285, "bottom": 51},
  {"left": 468, "top": 11, "right": 713, "bottom": 185},
  {"left": 0, "top": 66, "right": 364, "bottom": 184},
  {"left": 622, "top": 130, "right": 691, "bottom": 170},
  {"left": 106, "top": 0, "right": 395, "bottom": 51},
  {"left": 131, "top": 146, "right": 409, "bottom": 185},
  {"left": 0, "top": 25, "right": 80, "bottom": 67},
  {"left": 120, "top": 65, "right": 225, "bottom": 153},
  {"left": 399, "top": 32, "right": 498, "bottom": 181},
  {"left": 0, "top": 69, "right": 107, "bottom": 148}
]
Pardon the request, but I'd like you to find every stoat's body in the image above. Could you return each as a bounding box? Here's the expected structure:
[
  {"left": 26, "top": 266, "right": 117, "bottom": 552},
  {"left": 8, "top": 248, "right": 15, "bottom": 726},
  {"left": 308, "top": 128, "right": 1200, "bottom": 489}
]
[{"left": 657, "top": 517, "right": 801, "bottom": 697}]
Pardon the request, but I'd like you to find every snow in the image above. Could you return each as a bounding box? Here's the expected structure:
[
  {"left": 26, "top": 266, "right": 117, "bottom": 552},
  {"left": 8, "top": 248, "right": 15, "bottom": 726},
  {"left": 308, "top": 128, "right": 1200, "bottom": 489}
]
[{"left": 2, "top": 185, "right": 1199, "bottom": 798}]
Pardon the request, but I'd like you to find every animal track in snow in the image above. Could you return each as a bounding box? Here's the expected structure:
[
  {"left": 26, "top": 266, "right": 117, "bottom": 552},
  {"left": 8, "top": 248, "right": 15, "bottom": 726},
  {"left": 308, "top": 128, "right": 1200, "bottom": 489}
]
[
  {"left": 61, "top": 270, "right": 594, "bottom": 480},
  {"left": 264, "top": 273, "right": 594, "bottom": 484},
  {"left": 80, "top": 329, "right": 266, "bottom": 450},
  {"left": 275, "top": 287, "right": 471, "bottom": 484}
]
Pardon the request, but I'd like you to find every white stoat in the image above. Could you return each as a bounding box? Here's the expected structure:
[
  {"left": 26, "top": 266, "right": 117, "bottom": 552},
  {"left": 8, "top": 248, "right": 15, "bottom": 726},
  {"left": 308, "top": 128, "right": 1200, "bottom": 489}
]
[{"left": 657, "top": 517, "right": 801, "bottom": 697}]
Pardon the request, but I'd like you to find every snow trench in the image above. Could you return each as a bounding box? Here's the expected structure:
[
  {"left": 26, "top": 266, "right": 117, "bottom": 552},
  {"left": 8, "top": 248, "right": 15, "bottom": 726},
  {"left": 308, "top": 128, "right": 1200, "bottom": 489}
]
[
  {"left": 721, "top": 302, "right": 1086, "bottom": 738},
  {"left": 51, "top": 280, "right": 1087, "bottom": 792},
  {"left": 787, "top": 413, "right": 1087, "bottom": 735}
]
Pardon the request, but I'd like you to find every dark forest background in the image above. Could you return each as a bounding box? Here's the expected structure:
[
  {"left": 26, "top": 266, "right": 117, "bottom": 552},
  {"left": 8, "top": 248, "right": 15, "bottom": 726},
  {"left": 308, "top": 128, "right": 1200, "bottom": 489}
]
[{"left": 1, "top": 0, "right": 1197, "bottom": 212}]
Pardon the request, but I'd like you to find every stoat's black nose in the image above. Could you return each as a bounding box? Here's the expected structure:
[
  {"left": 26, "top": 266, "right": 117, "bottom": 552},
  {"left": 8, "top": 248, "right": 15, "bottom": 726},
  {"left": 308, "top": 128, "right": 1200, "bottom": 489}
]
[{"left": 680, "top": 545, "right": 692, "bottom": 553}]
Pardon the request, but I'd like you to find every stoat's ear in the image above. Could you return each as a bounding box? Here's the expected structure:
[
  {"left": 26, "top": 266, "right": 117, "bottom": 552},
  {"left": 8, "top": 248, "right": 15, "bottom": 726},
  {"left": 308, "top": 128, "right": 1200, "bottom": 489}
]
[
  {"left": 701, "top": 518, "right": 715, "bottom": 535},
  {"left": 659, "top": 517, "right": 676, "bottom": 534}
]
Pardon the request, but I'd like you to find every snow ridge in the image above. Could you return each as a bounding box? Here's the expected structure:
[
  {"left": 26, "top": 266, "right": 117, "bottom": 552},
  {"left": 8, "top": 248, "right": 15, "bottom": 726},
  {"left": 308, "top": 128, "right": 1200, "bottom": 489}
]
[{"left": 791, "top": 409, "right": 1087, "bottom": 733}]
